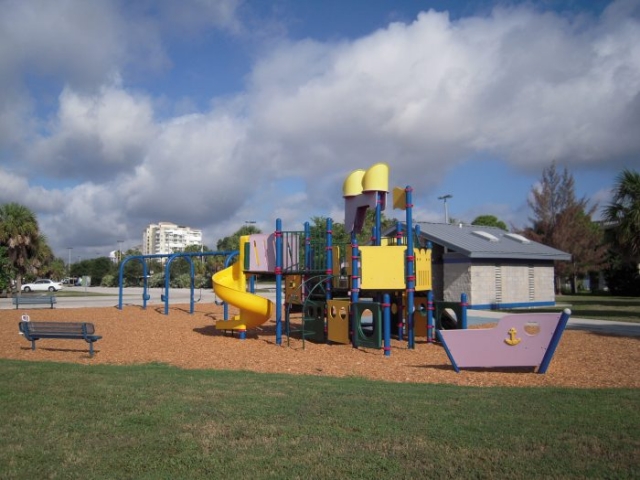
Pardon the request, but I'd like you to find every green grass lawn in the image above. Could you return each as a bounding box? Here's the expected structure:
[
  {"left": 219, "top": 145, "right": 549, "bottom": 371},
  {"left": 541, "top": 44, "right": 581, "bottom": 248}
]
[
  {"left": 556, "top": 295, "right": 640, "bottom": 323},
  {"left": 53, "top": 290, "right": 114, "bottom": 297},
  {"left": 503, "top": 295, "right": 640, "bottom": 323},
  {"left": 0, "top": 360, "right": 637, "bottom": 479}
]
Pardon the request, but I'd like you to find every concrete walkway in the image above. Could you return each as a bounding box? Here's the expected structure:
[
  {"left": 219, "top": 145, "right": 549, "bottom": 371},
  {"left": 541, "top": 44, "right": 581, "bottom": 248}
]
[{"left": 2, "top": 286, "right": 639, "bottom": 337}]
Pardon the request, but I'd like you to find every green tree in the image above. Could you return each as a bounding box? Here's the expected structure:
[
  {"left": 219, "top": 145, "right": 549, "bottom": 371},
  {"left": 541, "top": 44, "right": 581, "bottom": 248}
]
[
  {"left": 216, "top": 225, "right": 262, "bottom": 252},
  {"left": 527, "top": 162, "right": 576, "bottom": 238},
  {"left": 0, "top": 246, "right": 13, "bottom": 293},
  {"left": 603, "top": 168, "right": 640, "bottom": 262},
  {"left": 70, "top": 256, "right": 115, "bottom": 286},
  {"left": 119, "top": 247, "right": 143, "bottom": 287},
  {"left": 602, "top": 169, "right": 640, "bottom": 296},
  {"left": 0, "top": 203, "right": 45, "bottom": 291},
  {"left": 471, "top": 215, "right": 508, "bottom": 231},
  {"left": 551, "top": 205, "right": 607, "bottom": 292},
  {"left": 523, "top": 163, "right": 606, "bottom": 293},
  {"left": 39, "top": 255, "right": 66, "bottom": 281},
  {"left": 310, "top": 210, "right": 397, "bottom": 247}
]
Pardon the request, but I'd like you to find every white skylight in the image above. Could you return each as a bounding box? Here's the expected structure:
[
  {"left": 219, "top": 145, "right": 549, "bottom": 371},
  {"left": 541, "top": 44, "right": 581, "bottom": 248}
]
[
  {"left": 504, "top": 233, "right": 531, "bottom": 244},
  {"left": 472, "top": 231, "right": 499, "bottom": 242}
]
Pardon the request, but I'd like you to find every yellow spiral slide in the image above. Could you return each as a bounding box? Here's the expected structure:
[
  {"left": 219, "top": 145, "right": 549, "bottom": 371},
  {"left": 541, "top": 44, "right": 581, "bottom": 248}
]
[{"left": 212, "top": 237, "right": 275, "bottom": 332}]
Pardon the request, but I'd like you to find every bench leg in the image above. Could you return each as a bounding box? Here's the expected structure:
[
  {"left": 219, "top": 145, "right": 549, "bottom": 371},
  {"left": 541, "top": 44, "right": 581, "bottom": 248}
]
[
  {"left": 31, "top": 340, "right": 37, "bottom": 351},
  {"left": 89, "top": 342, "right": 94, "bottom": 357}
]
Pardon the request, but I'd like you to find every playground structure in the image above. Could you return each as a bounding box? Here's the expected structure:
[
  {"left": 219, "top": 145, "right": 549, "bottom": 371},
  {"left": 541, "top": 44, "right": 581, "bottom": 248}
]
[
  {"left": 210, "top": 162, "right": 569, "bottom": 370},
  {"left": 115, "top": 162, "right": 569, "bottom": 370},
  {"left": 212, "top": 163, "right": 472, "bottom": 356}
]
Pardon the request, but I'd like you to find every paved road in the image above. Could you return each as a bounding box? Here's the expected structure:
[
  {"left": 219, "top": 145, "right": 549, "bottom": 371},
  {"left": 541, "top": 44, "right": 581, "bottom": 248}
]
[
  {"left": 0, "top": 286, "right": 221, "bottom": 309},
  {"left": 2, "top": 286, "right": 639, "bottom": 337}
]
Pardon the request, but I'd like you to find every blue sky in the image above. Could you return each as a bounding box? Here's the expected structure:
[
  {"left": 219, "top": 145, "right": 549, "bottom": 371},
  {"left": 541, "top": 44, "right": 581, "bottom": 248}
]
[{"left": 0, "top": 0, "right": 638, "bottom": 260}]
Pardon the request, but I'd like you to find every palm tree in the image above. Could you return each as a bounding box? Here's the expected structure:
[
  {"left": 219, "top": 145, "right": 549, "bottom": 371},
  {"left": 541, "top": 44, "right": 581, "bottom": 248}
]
[
  {"left": 0, "top": 202, "right": 43, "bottom": 292},
  {"left": 604, "top": 169, "right": 640, "bottom": 262}
]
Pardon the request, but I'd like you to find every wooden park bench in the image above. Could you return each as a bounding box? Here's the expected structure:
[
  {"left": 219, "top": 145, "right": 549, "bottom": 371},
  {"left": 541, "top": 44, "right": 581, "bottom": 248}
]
[
  {"left": 19, "top": 321, "right": 102, "bottom": 357},
  {"left": 12, "top": 295, "right": 57, "bottom": 309}
]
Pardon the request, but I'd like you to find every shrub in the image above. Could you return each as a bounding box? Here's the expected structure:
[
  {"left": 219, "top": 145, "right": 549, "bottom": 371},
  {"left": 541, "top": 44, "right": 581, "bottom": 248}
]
[{"left": 100, "top": 274, "right": 117, "bottom": 287}]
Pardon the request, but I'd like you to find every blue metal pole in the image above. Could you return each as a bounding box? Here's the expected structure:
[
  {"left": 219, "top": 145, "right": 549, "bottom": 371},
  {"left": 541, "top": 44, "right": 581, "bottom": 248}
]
[
  {"left": 396, "top": 221, "right": 404, "bottom": 341},
  {"left": 426, "top": 241, "right": 433, "bottom": 341},
  {"left": 383, "top": 293, "right": 391, "bottom": 357},
  {"left": 304, "top": 221, "right": 311, "bottom": 301},
  {"left": 118, "top": 260, "right": 125, "bottom": 310},
  {"left": 427, "top": 290, "right": 434, "bottom": 343},
  {"left": 375, "top": 191, "right": 382, "bottom": 246},
  {"left": 304, "top": 222, "right": 311, "bottom": 270},
  {"left": 461, "top": 292, "right": 468, "bottom": 330},
  {"left": 350, "top": 232, "right": 360, "bottom": 348},
  {"left": 405, "top": 186, "right": 415, "bottom": 349},
  {"left": 326, "top": 218, "right": 333, "bottom": 302},
  {"left": 163, "top": 255, "right": 173, "bottom": 315},
  {"left": 275, "top": 218, "right": 283, "bottom": 346},
  {"left": 189, "top": 259, "right": 195, "bottom": 314},
  {"left": 221, "top": 252, "right": 239, "bottom": 321},
  {"left": 142, "top": 260, "right": 149, "bottom": 310},
  {"left": 537, "top": 309, "right": 572, "bottom": 374}
]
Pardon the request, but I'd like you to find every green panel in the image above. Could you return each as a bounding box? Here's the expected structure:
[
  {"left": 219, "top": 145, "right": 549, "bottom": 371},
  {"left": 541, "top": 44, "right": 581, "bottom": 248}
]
[
  {"left": 353, "top": 302, "right": 382, "bottom": 349},
  {"left": 302, "top": 301, "right": 326, "bottom": 342},
  {"left": 244, "top": 242, "right": 251, "bottom": 270}
]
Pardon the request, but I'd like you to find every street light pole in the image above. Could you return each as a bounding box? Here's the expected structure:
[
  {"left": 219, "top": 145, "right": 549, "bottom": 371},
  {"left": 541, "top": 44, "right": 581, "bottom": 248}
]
[
  {"left": 117, "top": 240, "right": 124, "bottom": 262},
  {"left": 67, "top": 247, "right": 72, "bottom": 278},
  {"left": 438, "top": 194, "right": 452, "bottom": 224}
]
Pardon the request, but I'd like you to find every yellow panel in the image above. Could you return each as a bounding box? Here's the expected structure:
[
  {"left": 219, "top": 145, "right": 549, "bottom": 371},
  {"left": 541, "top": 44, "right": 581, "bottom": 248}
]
[
  {"left": 415, "top": 248, "right": 432, "bottom": 291},
  {"left": 285, "top": 274, "right": 303, "bottom": 305},
  {"left": 392, "top": 187, "right": 407, "bottom": 210},
  {"left": 360, "top": 245, "right": 406, "bottom": 290},
  {"left": 413, "top": 297, "right": 429, "bottom": 337},
  {"left": 327, "top": 300, "right": 350, "bottom": 344}
]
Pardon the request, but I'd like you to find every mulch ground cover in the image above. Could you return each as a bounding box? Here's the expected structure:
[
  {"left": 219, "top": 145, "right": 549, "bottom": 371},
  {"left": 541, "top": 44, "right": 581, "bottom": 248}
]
[{"left": 2, "top": 303, "right": 638, "bottom": 388}]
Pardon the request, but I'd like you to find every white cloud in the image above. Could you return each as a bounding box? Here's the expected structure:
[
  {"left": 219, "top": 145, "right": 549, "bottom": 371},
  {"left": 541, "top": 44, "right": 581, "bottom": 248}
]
[
  {"left": 27, "top": 84, "right": 157, "bottom": 181},
  {"left": 2, "top": 1, "right": 639, "bottom": 257},
  {"left": 244, "top": 3, "right": 640, "bottom": 190}
]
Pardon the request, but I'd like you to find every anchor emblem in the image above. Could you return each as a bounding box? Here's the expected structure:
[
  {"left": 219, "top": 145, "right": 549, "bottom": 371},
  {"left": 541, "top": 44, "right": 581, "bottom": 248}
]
[{"left": 504, "top": 327, "right": 522, "bottom": 346}]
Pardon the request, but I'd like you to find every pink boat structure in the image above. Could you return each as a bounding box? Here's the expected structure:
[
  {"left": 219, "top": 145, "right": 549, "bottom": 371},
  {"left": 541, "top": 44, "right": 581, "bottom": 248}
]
[{"left": 436, "top": 309, "right": 572, "bottom": 374}]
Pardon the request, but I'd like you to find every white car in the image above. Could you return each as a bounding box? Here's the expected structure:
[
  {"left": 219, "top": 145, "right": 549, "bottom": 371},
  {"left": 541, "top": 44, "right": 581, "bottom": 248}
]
[{"left": 22, "top": 279, "right": 64, "bottom": 293}]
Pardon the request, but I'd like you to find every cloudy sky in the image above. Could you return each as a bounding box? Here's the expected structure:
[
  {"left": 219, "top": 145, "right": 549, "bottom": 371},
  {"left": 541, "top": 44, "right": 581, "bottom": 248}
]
[{"left": 1, "top": 0, "right": 639, "bottom": 260}]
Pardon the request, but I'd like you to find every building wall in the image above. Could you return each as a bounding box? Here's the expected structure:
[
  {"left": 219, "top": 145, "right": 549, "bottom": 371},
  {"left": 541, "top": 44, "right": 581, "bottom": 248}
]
[
  {"left": 442, "top": 253, "right": 470, "bottom": 302},
  {"left": 533, "top": 264, "right": 555, "bottom": 302},
  {"left": 142, "top": 222, "right": 202, "bottom": 256},
  {"left": 456, "top": 260, "right": 557, "bottom": 309},
  {"left": 430, "top": 244, "right": 446, "bottom": 301}
]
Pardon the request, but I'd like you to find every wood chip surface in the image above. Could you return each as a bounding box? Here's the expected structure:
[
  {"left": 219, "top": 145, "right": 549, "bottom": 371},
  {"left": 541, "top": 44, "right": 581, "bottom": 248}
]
[{"left": 2, "top": 304, "right": 639, "bottom": 388}]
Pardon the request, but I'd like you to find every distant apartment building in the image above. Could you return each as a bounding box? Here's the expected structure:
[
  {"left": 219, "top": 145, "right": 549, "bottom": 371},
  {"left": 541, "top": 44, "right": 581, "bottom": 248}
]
[{"left": 142, "top": 222, "right": 203, "bottom": 256}]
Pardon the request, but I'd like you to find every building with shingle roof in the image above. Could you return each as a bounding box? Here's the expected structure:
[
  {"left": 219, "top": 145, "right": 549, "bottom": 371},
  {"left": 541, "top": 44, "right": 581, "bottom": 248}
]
[{"left": 385, "top": 223, "right": 571, "bottom": 309}]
